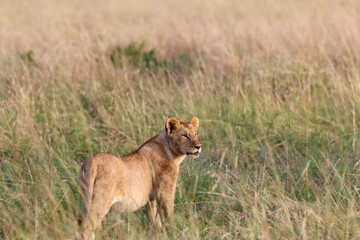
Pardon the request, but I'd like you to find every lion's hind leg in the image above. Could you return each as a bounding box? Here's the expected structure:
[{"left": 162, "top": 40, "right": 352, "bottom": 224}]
[{"left": 81, "top": 193, "right": 114, "bottom": 240}]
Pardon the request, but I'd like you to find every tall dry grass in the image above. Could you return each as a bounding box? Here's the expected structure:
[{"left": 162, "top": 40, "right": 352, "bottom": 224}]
[{"left": 1, "top": 0, "right": 360, "bottom": 239}]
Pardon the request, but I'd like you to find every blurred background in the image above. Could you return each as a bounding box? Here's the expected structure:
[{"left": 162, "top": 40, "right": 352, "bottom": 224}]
[{"left": 1, "top": 0, "right": 360, "bottom": 239}]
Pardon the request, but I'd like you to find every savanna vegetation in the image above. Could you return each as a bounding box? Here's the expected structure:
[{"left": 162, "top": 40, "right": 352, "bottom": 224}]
[{"left": 1, "top": 0, "right": 360, "bottom": 239}]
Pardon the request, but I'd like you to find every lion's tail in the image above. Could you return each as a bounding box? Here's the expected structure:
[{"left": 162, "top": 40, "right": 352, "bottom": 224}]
[
  {"left": 79, "top": 158, "right": 97, "bottom": 225},
  {"left": 85, "top": 165, "right": 97, "bottom": 214},
  {"left": 77, "top": 211, "right": 83, "bottom": 225}
]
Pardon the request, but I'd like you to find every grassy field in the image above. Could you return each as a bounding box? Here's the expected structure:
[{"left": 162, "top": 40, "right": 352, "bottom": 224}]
[{"left": 1, "top": 0, "right": 360, "bottom": 239}]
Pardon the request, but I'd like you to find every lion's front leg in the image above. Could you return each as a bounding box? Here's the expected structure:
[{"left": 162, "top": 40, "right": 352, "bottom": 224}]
[
  {"left": 145, "top": 199, "right": 162, "bottom": 229},
  {"left": 157, "top": 193, "right": 175, "bottom": 226},
  {"left": 154, "top": 165, "right": 179, "bottom": 229}
]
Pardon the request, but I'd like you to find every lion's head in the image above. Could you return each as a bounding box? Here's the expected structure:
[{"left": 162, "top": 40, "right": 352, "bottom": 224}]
[{"left": 165, "top": 117, "right": 202, "bottom": 158}]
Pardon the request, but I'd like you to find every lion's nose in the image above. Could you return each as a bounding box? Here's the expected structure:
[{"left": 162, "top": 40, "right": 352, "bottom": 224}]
[{"left": 195, "top": 144, "right": 201, "bottom": 150}]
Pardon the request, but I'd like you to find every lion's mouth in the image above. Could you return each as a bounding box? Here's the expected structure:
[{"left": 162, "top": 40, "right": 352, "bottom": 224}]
[{"left": 186, "top": 151, "right": 200, "bottom": 156}]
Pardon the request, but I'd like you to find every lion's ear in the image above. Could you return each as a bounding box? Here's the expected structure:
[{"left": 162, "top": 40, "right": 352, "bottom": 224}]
[
  {"left": 165, "top": 118, "right": 180, "bottom": 134},
  {"left": 188, "top": 117, "right": 199, "bottom": 128}
]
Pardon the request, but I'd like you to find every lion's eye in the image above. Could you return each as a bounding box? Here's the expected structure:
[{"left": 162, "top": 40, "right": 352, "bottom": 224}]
[{"left": 183, "top": 134, "right": 190, "bottom": 139}]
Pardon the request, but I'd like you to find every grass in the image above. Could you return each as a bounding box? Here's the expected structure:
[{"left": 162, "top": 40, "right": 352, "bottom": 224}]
[{"left": 1, "top": 0, "right": 360, "bottom": 239}]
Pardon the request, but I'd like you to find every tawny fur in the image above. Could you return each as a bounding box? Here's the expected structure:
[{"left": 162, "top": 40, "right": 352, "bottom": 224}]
[{"left": 79, "top": 117, "right": 201, "bottom": 240}]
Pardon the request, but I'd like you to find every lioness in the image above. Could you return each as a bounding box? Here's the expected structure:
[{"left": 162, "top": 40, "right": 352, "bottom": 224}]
[{"left": 79, "top": 117, "right": 201, "bottom": 239}]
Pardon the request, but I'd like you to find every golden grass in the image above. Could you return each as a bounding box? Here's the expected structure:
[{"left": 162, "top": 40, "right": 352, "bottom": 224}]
[{"left": 1, "top": 0, "right": 360, "bottom": 239}]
